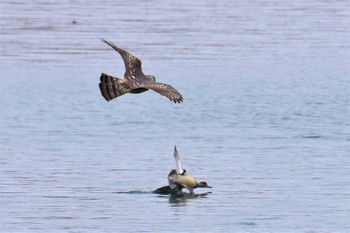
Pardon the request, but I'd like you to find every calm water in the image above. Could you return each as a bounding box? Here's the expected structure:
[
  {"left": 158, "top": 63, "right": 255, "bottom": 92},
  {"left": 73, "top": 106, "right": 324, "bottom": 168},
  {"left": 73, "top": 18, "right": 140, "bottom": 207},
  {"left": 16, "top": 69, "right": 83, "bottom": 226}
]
[{"left": 1, "top": 0, "right": 349, "bottom": 232}]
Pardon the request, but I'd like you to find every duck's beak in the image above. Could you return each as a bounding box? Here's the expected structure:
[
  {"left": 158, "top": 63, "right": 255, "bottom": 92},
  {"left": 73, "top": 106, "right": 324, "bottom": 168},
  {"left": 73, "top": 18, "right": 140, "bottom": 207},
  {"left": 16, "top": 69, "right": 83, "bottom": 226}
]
[{"left": 199, "top": 181, "right": 212, "bottom": 188}]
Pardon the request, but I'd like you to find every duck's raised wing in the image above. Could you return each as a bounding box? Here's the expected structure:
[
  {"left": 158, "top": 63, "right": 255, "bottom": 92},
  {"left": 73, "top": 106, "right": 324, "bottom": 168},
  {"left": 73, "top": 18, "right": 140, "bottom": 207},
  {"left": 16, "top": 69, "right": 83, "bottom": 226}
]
[{"left": 173, "top": 146, "right": 184, "bottom": 174}]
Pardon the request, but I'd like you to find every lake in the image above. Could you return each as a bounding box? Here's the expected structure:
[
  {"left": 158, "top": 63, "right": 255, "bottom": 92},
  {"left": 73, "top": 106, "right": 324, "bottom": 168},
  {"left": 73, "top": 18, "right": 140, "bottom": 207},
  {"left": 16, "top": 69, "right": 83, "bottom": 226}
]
[{"left": 0, "top": 0, "right": 349, "bottom": 232}]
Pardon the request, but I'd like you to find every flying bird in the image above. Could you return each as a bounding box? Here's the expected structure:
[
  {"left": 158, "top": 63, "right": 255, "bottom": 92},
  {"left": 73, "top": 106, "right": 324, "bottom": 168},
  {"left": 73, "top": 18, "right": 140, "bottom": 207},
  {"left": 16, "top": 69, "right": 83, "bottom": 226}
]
[
  {"left": 99, "top": 39, "right": 183, "bottom": 103},
  {"left": 154, "top": 146, "right": 211, "bottom": 195}
]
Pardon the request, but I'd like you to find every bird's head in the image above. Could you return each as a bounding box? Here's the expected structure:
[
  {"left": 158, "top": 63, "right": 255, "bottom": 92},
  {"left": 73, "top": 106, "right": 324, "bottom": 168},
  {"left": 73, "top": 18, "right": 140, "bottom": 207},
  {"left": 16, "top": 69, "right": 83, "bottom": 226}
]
[
  {"left": 145, "top": 75, "right": 156, "bottom": 82},
  {"left": 198, "top": 181, "right": 212, "bottom": 188}
]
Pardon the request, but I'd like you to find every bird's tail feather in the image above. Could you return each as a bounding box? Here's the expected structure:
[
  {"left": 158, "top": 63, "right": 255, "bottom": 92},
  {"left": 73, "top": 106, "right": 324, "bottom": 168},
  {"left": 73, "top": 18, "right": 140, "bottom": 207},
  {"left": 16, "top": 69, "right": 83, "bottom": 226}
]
[{"left": 99, "top": 73, "right": 126, "bottom": 101}]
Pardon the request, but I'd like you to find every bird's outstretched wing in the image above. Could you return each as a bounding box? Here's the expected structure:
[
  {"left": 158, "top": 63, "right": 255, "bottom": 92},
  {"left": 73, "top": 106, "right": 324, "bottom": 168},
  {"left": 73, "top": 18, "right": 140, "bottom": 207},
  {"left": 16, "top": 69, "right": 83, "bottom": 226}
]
[
  {"left": 142, "top": 81, "right": 183, "bottom": 103},
  {"left": 99, "top": 73, "right": 130, "bottom": 101},
  {"left": 173, "top": 146, "right": 185, "bottom": 174},
  {"left": 101, "top": 39, "right": 146, "bottom": 81}
]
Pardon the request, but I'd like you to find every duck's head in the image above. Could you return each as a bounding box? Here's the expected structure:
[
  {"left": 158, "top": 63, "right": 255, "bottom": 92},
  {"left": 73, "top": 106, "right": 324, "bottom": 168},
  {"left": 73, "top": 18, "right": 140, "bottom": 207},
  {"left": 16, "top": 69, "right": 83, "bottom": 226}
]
[{"left": 198, "top": 181, "right": 212, "bottom": 188}]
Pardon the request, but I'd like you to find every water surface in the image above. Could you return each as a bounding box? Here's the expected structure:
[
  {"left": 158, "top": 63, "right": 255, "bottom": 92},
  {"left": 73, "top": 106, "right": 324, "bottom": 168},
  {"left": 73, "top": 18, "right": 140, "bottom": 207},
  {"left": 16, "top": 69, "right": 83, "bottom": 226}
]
[{"left": 1, "top": 0, "right": 349, "bottom": 232}]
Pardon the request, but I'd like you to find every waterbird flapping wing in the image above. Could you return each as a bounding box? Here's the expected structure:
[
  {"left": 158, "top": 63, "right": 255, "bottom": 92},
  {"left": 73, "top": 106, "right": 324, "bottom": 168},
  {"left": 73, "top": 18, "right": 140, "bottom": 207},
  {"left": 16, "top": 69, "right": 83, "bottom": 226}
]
[
  {"left": 173, "top": 145, "right": 185, "bottom": 175},
  {"left": 168, "top": 146, "right": 212, "bottom": 194}
]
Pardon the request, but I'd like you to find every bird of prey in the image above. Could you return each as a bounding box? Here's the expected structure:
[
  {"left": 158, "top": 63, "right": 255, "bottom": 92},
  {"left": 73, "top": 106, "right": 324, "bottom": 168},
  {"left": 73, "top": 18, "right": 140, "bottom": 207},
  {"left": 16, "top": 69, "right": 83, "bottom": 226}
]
[
  {"left": 154, "top": 146, "right": 211, "bottom": 195},
  {"left": 99, "top": 39, "right": 183, "bottom": 103}
]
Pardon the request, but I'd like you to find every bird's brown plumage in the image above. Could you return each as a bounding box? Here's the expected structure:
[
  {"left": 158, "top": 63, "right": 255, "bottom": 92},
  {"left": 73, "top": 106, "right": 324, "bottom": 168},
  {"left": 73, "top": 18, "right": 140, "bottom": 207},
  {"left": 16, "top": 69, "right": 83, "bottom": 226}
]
[{"left": 99, "top": 39, "right": 183, "bottom": 103}]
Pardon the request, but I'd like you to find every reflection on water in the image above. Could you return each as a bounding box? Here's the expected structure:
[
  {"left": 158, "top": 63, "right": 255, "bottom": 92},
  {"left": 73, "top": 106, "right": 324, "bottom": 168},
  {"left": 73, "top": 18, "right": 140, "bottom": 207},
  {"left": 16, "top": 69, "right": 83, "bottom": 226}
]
[
  {"left": 168, "top": 193, "right": 210, "bottom": 206},
  {"left": 1, "top": 0, "right": 349, "bottom": 232}
]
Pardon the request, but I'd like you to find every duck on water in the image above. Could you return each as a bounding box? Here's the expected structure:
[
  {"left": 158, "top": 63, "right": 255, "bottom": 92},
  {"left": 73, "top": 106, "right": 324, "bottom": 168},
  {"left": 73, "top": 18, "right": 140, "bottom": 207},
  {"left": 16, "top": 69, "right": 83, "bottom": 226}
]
[{"left": 154, "top": 146, "right": 212, "bottom": 196}]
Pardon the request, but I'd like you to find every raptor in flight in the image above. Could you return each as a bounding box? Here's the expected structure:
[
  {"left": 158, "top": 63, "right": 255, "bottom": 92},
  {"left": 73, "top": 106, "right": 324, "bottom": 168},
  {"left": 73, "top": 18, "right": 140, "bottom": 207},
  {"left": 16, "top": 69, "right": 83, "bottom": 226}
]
[{"left": 99, "top": 39, "right": 183, "bottom": 103}]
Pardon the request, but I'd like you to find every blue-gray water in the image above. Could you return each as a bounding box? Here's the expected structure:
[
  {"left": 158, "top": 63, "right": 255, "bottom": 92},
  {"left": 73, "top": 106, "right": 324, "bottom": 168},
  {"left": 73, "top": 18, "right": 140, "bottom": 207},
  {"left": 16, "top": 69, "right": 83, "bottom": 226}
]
[{"left": 1, "top": 0, "right": 349, "bottom": 232}]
